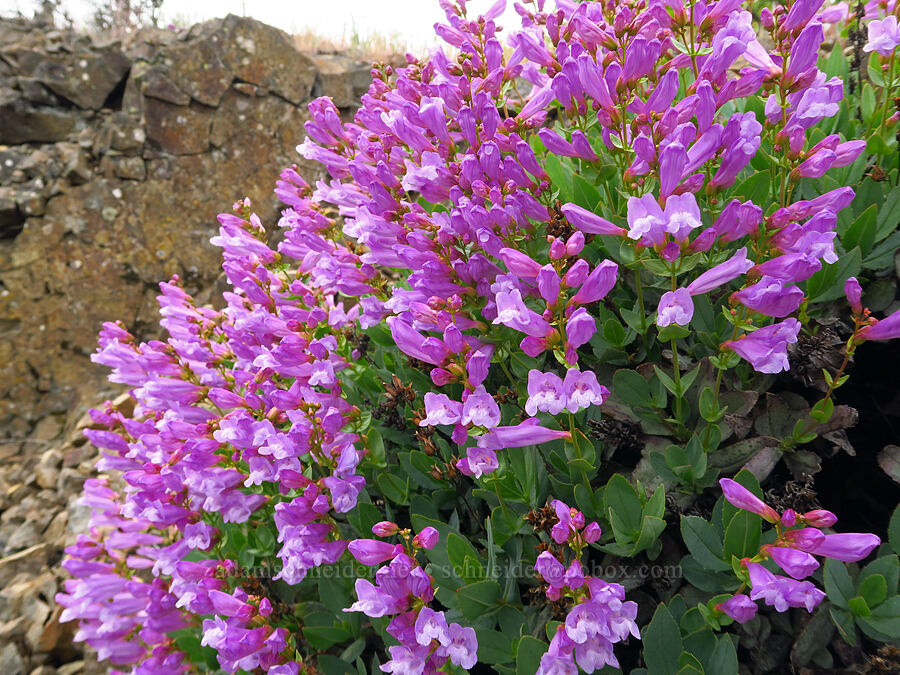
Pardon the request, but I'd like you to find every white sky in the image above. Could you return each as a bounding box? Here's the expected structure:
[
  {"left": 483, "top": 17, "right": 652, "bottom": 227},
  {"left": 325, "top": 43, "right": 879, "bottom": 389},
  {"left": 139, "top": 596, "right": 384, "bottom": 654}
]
[{"left": 0, "top": 0, "right": 522, "bottom": 51}]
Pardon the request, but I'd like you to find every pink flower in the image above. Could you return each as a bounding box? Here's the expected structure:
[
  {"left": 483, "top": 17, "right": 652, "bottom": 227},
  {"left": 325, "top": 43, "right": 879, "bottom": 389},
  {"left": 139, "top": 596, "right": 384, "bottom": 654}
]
[
  {"left": 719, "top": 478, "right": 780, "bottom": 523},
  {"left": 717, "top": 594, "right": 758, "bottom": 623}
]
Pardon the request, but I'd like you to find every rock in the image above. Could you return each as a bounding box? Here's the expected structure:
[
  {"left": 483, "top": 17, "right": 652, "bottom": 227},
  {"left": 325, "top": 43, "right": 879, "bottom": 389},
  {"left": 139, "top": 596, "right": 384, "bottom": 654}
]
[
  {"left": 0, "top": 187, "right": 21, "bottom": 237},
  {"left": 162, "top": 38, "right": 232, "bottom": 106},
  {"left": 4, "top": 521, "right": 40, "bottom": 554},
  {"left": 144, "top": 98, "right": 212, "bottom": 154},
  {"left": 57, "top": 144, "right": 91, "bottom": 185},
  {"left": 30, "top": 666, "right": 56, "bottom": 675},
  {"left": 311, "top": 53, "right": 371, "bottom": 108},
  {"left": 31, "top": 49, "right": 130, "bottom": 110},
  {"left": 94, "top": 112, "right": 146, "bottom": 156},
  {"left": 0, "top": 93, "right": 80, "bottom": 144},
  {"left": 0, "top": 543, "right": 49, "bottom": 586},
  {"left": 102, "top": 156, "right": 146, "bottom": 181},
  {"left": 181, "top": 15, "right": 316, "bottom": 105},
  {"left": 15, "top": 77, "right": 60, "bottom": 106},
  {"left": 57, "top": 661, "right": 84, "bottom": 675},
  {"left": 139, "top": 66, "right": 190, "bottom": 106},
  {"left": 0, "top": 643, "right": 25, "bottom": 675}
]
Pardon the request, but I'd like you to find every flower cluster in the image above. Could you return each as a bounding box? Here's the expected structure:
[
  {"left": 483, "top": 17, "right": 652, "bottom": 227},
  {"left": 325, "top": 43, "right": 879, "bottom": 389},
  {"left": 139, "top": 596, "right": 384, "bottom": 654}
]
[
  {"left": 57, "top": 196, "right": 374, "bottom": 672},
  {"left": 345, "top": 525, "right": 478, "bottom": 674},
  {"left": 534, "top": 500, "right": 639, "bottom": 673},
  {"left": 715, "top": 479, "right": 881, "bottom": 622}
]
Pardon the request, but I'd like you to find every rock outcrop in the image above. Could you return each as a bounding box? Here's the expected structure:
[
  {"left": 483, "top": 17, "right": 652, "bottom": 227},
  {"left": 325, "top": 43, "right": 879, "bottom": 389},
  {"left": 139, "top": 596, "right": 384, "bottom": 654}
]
[
  {"left": 0, "top": 13, "right": 372, "bottom": 440},
  {"left": 0, "top": 11, "right": 374, "bottom": 674}
]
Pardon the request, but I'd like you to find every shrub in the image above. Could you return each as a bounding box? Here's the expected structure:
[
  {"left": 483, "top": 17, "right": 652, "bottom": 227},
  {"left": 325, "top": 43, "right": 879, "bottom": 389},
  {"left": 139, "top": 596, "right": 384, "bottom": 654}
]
[{"left": 57, "top": 1, "right": 900, "bottom": 673}]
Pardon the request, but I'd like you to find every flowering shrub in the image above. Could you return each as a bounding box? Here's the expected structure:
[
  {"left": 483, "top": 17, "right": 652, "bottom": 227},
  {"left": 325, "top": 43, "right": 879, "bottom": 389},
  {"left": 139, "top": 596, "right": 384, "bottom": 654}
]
[{"left": 57, "top": 1, "right": 900, "bottom": 673}]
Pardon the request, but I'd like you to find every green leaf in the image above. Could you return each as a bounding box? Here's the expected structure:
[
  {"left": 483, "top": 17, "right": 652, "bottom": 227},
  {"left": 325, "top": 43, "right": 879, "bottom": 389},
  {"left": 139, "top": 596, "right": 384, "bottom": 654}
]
[
  {"left": 890, "top": 504, "right": 900, "bottom": 555},
  {"left": 861, "top": 83, "right": 877, "bottom": 123},
  {"left": 612, "top": 368, "right": 654, "bottom": 408},
  {"left": 858, "top": 574, "right": 888, "bottom": 608},
  {"left": 843, "top": 204, "right": 878, "bottom": 254},
  {"left": 868, "top": 52, "right": 885, "bottom": 86},
  {"left": 829, "top": 606, "right": 857, "bottom": 645},
  {"left": 860, "top": 555, "right": 899, "bottom": 598},
  {"left": 643, "top": 603, "right": 684, "bottom": 675},
  {"left": 707, "top": 635, "right": 738, "bottom": 674},
  {"left": 723, "top": 510, "right": 761, "bottom": 561},
  {"left": 491, "top": 506, "right": 522, "bottom": 547},
  {"left": 318, "top": 655, "right": 357, "bottom": 675},
  {"left": 824, "top": 558, "right": 855, "bottom": 609},
  {"left": 447, "top": 532, "right": 485, "bottom": 583},
  {"left": 516, "top": 636, "right": 548, "bottom": 675},
  {"left": 681, "top": 515, "right": 729, "bottom": 572},
  {"left": 849, "top": 595, "right": 871, "bottom": 617},
  {"left": 572, "top": 173, "right": 602, "bottom": 210},
  {"left": 733, "top": 172, "right": 770, "bottom": 205},
  {"left": 603, "top": 474, "right": 643, "bottom": 537},
  {"left": 457, "top": 580, "right": 502, "bottom": 620},
  {"left": 603, "top": 317, "right": 628, "bottom": 346},
  {"left": 859, "top": 596, "right": 900, "bottom": 638}
]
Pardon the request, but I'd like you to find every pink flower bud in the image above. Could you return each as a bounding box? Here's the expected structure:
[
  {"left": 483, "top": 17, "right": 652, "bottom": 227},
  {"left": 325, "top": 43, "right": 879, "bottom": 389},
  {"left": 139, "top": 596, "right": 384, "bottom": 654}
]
[
  {"left": 348, "top": 539, "right": 402, "bottom": 565},
  {"left": 781, "top": 509, "right": 797, "bottom": 527},
  {"left": 549, "top": 237, "right": 567, "bottom": 260},
  {"left": 566, "top": 231, "right": 585, "bottom": 256},
  {"left": 372, "top": 521, "right": 399, "bottom": 537},
  {"left": 717, "top": 594, "right": 757, "bottom": 623},
  {"left": 800, "top": 509, "right": 838, "bottom": 528},
  {"left": 719, "top": 478, "right": 780, "bottom": 523},
  {"left": 413, "top": 526, "right": 440, "bottom": 550},
  {"left": 844, "top": 277, "right": 862, "bottom": 315},
  {"left": 583, "top": 521, "right": 602, "bottom": 543}
]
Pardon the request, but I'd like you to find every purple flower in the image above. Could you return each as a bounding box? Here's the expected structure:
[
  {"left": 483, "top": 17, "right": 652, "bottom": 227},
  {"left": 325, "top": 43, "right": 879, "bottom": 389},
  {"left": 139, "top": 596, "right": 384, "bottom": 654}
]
[
  {"left": 444, "top": 623, "right": 478, "bottom": 669},
  {"left": 372, "top": 521, "right": 399, "bottom": 537},
  {"left": 858, "top": 308, "right": 900, "bottom": 341},
  {"left": 664, "top": 193, "right": 702, "bottom": 240},
  {"left": 348, "top": 539, "right": 402, "bottom": 565},
  {"left": 538, "top": 265, "right": 562, "bottom": 304},
  {"left": 719, "top": 478, "right": 780, "bottom": 523},
  {"left": 387, "top": 317, "right": 449, "bottom": 365},
  {"left": 561, "top": 203, "right": 627, "bottom": 236},
  {"left": 723, "top": 318, "right": 801, "bottom": 373},
  {"left": 864, "top": 16, "right": 900, "bottom": 56},
  {"left": 687, "top": 247, "right": 753, "bottom": 295},
  {"left": 493, "top": 289, "right": 554, "bottom": 337},
  {"left": 456, "top": 445, "right": 499, "bottom": 479},
  {"left": 535, "top": 551, "right": 567, "bottom": 590},
  {"left": 717, "top": 594, "right": 758, "bottom": 623},
  {"left": 767, "top": 546, "right": 820, "bottom": 580},
  {"left": 526, "top": 370, "right": 568, "bottom": 416},
  {"left": 499, "top": 248, "right": 542, "bottom": 278},
  {"left": 566, "top": 308, "right": 597, "bottom": 349},
  {"left": 732, "top": 276, "right": 804, "bottom": 317},
  {"left": 626, "top": 194, "right": 667, "bottom": 246},
  {"left": 415, "top": 607, "right": 449, "bottom": 646},
  {"left": 807, "top": 533, "right": 881, "bottom": 562},
  {"left": 844, "top": 277, "right": 863, "bottom": 314},
  {"left": 713, "top": 199, "right": 763, "bottom": 243},
  {"left": 656, "top": 288, "right": 694, "bottom": 327},
  {"left": 563, "top": 369, "right": 609, "bottom": 413},
  {"left": 420, "top": 393, "right": 462, "bottom": 426},
  {"left": 571, "top": 260, "right": 619, "bottom": 304},
  {"left": 412, "top": 526, "right": 439, "bottom": 550},
  {"left": 551, "top": 500, "right": 585, "bottom": 544},
  {"left": 479, "top": 418, "right": 571, "bottom": 449},
  {"left": 461, "top": 385, "right": 501, "bottom": 428},
  {"left": 801, "top": 509, "right": 838, "bottom": 528},
  {"left": 746, "top": 561, "right": 825, "bottom": 612}
]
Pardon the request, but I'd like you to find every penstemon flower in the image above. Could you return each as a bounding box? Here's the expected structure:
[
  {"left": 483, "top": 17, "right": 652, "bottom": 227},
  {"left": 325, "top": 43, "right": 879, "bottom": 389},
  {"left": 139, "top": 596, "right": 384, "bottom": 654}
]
[{"left": 715, "top": 479, "right": 880, "bottom": 622}]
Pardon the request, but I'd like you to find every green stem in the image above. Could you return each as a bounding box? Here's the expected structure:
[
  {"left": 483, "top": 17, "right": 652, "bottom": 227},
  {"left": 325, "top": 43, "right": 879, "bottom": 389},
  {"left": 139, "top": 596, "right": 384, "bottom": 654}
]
[
  {"left": 670, "top": 337, "right": 684, "bottom": 425},
  {"left": 635, "top": 269, "right": 647, "bottom": 333}
]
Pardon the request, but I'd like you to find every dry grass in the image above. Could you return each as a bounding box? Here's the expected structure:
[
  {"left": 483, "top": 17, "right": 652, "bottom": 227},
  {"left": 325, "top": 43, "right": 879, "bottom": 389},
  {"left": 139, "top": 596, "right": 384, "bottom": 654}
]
[{"left": 292, "top": 25, "right": 428, "bottom": 62}]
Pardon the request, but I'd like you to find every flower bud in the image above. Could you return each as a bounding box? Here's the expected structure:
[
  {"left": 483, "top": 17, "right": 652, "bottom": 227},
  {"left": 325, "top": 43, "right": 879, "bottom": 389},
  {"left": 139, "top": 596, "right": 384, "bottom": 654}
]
[
  {"left": 372, "top": 521, "right": 399, "bottom": 537},
  {"left": 413, "top": 526, "right": 440, "bottom": 550}
]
